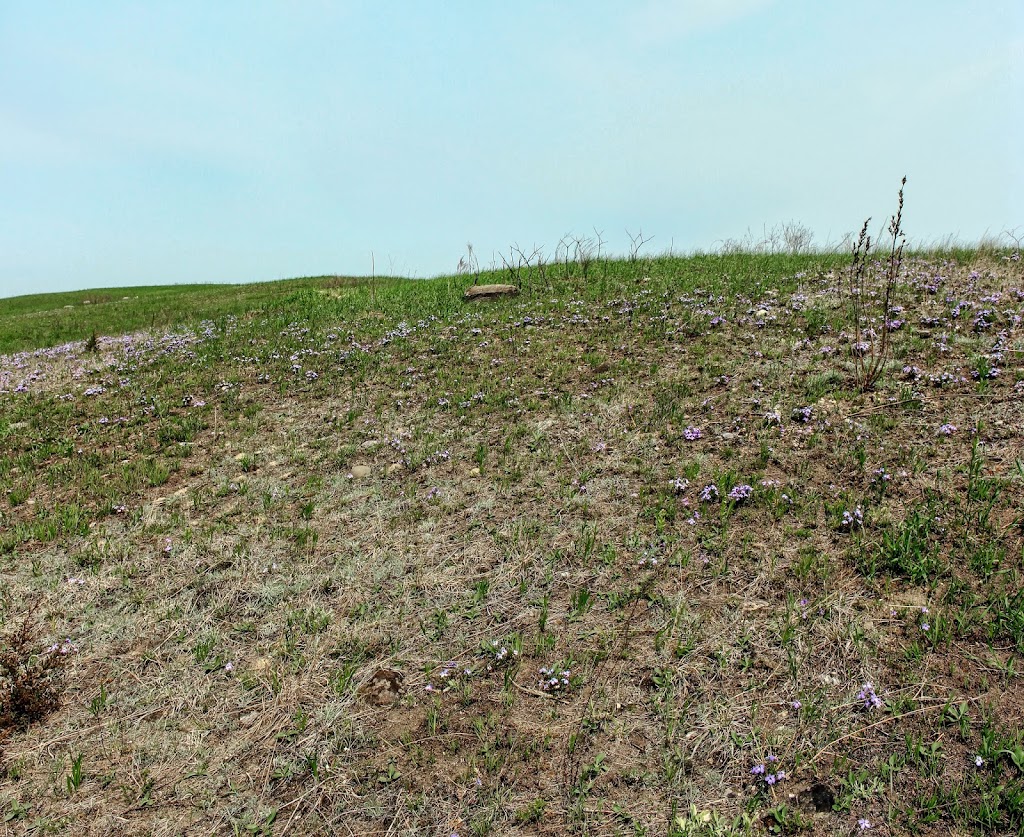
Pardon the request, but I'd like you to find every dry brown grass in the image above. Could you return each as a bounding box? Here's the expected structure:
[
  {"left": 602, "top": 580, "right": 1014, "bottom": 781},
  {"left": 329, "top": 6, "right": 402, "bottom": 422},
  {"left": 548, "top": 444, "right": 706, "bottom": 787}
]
[{"left": 1, "top": 252, "right": 1023, "bottom": 835}]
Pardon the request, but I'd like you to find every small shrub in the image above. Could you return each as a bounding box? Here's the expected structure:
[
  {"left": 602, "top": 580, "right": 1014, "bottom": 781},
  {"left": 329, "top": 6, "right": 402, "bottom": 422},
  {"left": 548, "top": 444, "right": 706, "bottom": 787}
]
[{"left": 0, "top": 610, "right": 76, "bottom": 729}]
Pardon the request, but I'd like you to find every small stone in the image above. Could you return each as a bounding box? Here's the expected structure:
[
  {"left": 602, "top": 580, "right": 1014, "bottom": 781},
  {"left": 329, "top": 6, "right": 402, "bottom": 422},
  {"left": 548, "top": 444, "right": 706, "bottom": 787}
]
[
  {"left": 464, "top": 284, "right": 518, "bottom": 301},
  {"left": 351, "top": 465, "right": 372, "bottom": 478},
  {"left": 469, "top": 467, "right": 480, "bottom": 476},
  {"left": 386, "top": 463, "right": 404, "bottom": 475},
  {"left": 721, "top": 432, "right": 738, "bottom": 441},
  {"left": 359, "top": 668, "right": 404, "bottom": 707}
]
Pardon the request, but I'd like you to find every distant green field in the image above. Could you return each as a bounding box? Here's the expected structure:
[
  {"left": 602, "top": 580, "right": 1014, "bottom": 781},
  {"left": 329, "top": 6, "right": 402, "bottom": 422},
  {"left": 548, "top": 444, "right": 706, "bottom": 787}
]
[{"left": 0, "top": 278, "right": 367, "bottom": 354}]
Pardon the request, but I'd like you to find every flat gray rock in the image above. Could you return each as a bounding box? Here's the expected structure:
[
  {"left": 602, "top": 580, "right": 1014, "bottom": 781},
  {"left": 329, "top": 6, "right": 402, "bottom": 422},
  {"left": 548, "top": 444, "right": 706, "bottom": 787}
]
[{"left": 464, "top": 284, "right": 519, "bottom": 300}]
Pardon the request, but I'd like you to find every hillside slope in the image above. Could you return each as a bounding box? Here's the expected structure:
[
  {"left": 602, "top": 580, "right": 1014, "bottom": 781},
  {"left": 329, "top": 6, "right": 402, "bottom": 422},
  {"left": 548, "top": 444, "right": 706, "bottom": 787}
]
[{"left": 1, "top": 252, "right": 1023, "bottom": 835}]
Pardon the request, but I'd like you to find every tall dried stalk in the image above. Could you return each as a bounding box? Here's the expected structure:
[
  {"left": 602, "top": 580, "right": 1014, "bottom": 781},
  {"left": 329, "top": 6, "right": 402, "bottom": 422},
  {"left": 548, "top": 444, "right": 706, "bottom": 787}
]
[{"left": 847, "top": 177, "right": 907, "bottom": 391}]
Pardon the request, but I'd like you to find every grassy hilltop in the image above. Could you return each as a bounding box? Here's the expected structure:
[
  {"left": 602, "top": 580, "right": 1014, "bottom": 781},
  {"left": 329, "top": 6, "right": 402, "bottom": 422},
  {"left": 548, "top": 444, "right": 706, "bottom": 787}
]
[{"left": 1, "top": 244, "right": 1023, "bottom": 835}]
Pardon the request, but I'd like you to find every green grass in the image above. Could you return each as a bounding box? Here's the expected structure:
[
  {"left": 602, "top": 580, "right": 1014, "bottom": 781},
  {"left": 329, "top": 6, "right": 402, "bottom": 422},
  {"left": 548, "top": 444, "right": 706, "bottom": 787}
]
[
  {"left": 0, "top": 277, "right": 369, "bottom": 354},
  {"left": 0, "top": 253, "right": 856, "bottom": 354}
]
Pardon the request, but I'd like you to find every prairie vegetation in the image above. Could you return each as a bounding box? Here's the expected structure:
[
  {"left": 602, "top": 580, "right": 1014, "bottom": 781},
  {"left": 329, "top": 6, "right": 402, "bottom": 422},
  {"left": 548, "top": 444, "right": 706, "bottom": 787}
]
[{"left": 1, "top": 233, "right": 1023, "bottom": 835}]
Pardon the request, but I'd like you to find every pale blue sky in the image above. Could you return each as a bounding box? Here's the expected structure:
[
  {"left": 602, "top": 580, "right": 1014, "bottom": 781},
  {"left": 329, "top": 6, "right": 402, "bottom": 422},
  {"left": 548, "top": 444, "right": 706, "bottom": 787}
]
[{"left": 1, "top": 1, "right": 1021, "bottom": 299}]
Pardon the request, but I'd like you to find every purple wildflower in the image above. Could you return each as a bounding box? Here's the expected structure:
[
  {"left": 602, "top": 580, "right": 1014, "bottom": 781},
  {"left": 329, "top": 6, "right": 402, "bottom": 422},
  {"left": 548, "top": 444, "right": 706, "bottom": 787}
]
[
  {"left": 727, "top": 484, "right": 753, "bottom": 502},
  {"left": 856, "top": 682, "right": 883, "bottom": 711},
  {"left": 698, "top": 484, "right": 719, "bottom": 503}
]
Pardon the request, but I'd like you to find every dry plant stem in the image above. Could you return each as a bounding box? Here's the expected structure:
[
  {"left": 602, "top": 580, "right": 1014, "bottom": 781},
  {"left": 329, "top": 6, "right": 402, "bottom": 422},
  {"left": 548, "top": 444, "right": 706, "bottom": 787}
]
[
  {"left": 809, "top": 701, "right": 946, "bottom": 766},
  {"left": 847, "top": 176, "right": 908, "bottom": 391}
]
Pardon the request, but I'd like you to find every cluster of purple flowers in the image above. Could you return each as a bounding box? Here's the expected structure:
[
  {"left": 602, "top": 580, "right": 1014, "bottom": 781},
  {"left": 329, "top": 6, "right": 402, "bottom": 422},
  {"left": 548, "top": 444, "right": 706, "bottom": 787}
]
[
  {"left": 856, "top": 682, "right": 883, "bottom": 711},
  {"left": 791, "top": 406, "right": 813, "bottom": 423},
  {"left": 950, "top": 300, "right": 973, "bottom": 319},
  {"left": 424, "top": 661, "right": 472, "bottom": 693},
  {"left": 841, "top": 506, "right": 864, "bottom": 530},
  {"left": 458, "top": 391, "right": 486, "bottom": 408},
  {"left": 698, "top": 484, "right": 719, "bottom": 503},
  {"left": 750, "top": 754, "right": 786, "bottom": 786},
  {"left": 46, "top": 638, "right": 77, "bottom": 656},
  {"left": 484, "top": 640, "right": 519, "bottom": 671},
  {"left": 972, "top": 310, "right": 995, "bottom": 331},
  {"left": 683, "top": 426, "right": 702, "bottom": 441},
  {"left": 669, "top": 477, "right": 689, "bottom": 494},
  {"left": 423, "top": 449, "right": 451, "bottom": 467},
  {"left": 937, "top": 423, "right": 957, "bottom": 436},
  {"left": 387, "top": 435, "right": 410, "bottom": 458},
  {"left": 927, "top": 371, "right": 963, "bottom": 388},
  {"left": 539, "top": 666, "right": 571, "bottom": 693},
  {"left": 727, "top": 484, "right": 753, "bottom": 502}
]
